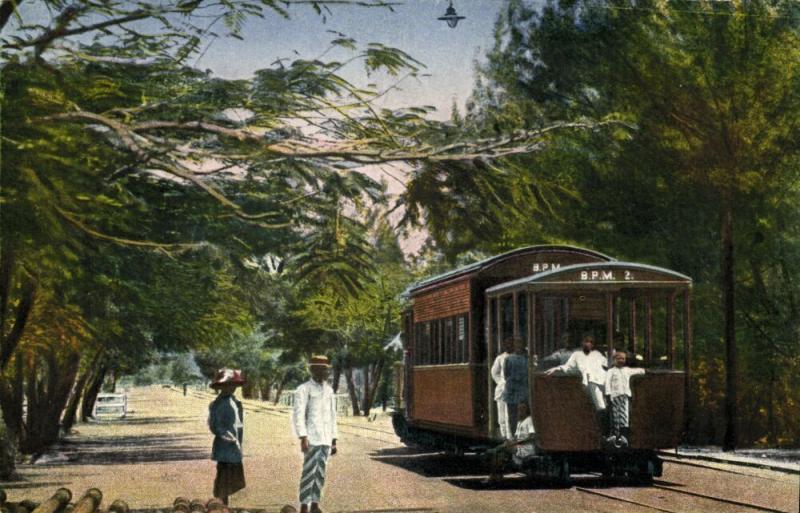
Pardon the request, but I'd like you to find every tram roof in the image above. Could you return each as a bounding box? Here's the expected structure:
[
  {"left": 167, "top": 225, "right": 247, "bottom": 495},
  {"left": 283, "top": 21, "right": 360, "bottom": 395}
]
[
  {"left": 405, "top": 245, "right": 614, "bottom": 296},
  {"left": 485, "top": 261, "right": 692, "bottom": 296}
]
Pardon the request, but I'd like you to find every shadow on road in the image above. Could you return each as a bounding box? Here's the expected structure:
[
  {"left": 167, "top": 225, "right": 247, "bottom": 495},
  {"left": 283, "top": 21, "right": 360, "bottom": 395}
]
[
  {"left": 35, "top": 433, "right": 207, "bottom": 466},
  {"left": 371, "top": 448, "right": 676, "bottom": 492},
  {"left": 369, "top": 447, "right": 489, "bottom": 478},
  {"left": 1, "top": 481, "right": 73, "bottom": 491},
  {"left": 87, "top": 416, "right": 195, "bottom": 426}
]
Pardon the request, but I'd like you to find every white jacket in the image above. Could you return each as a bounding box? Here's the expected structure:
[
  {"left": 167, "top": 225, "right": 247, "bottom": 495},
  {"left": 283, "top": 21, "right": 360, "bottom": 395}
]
[
  {"left": 292, "top": 380, "right": 338, "bottom": 446},
  {"left": 491, "top": 352, "right": 508, "bottom": 400},
  {"left": 605, "top": 367, "right": 646, "bottom": 398},
  {"left": 555, "top": 350, "right": 608, "bottom": 386}
]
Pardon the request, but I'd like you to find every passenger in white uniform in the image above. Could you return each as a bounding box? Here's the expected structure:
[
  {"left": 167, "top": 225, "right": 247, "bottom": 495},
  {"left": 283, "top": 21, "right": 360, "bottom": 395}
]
[
  {"left": 485, "top": 402, "right": 536, "bottom": 484},
  {"left": 605, "top": 351, "right": 645, "bottom": 447},
  {"left": 545, "top": 333, "right": 608, "bottom": 412},
  {"left": 491, "top": 337, "right": 513, "bottom": 439}
]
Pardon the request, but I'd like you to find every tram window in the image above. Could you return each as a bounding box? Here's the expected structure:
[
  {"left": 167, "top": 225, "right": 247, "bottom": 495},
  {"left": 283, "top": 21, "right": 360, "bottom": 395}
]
[
  {"left": 489, "top": 298, "right": 498, "bottom": 356},
  {"left": 423, "top": 322, "right": 432, "bottom": 364},
  {"left": 502, "top": 295, "right": 514, "bottom": 341},
  {"left": 457, "top": 315, "right": 467, "bottom": 363},
  {"left": 445, "top": 318, "right": 453, "bottom": 363},
  {"left": 518, "top": 293, "right": 527, "bottom": 342},
  {"left": 432, "top": 320, "right": 440, "bottom": 365}
]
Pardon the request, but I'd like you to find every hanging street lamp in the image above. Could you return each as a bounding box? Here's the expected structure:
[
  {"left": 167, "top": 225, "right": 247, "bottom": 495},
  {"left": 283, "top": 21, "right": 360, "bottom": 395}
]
[{"left": 438, "top": 1, "right": 465, "bottom": 29}]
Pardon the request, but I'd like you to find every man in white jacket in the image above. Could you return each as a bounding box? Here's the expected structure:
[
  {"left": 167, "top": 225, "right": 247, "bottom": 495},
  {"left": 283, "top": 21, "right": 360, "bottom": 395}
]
[
  {"left": 292, "top": 356, "right": 338, "bottom": 513},
  {"left": 545, "top": 333, "right": 608, "bottom": 412},
  {"left": 491, "top": 337, "right": 513, "bottom": 439}
]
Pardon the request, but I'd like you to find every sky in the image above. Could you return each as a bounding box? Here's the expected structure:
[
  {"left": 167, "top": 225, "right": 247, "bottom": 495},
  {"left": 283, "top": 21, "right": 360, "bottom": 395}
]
[
  {"left": 195, "top": 0, "right": 505, "bottom": 120},
  {"left": 189, "top": 0, "right": 507, "bottom": 254},
  {"left": 12, "top": 0, "right": 508, "bottom": 255}
]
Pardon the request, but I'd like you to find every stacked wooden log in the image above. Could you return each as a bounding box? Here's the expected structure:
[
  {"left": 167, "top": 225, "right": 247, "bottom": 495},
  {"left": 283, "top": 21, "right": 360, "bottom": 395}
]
[{"left": 0, "top": 489, "right": 287, "bottom": 513}]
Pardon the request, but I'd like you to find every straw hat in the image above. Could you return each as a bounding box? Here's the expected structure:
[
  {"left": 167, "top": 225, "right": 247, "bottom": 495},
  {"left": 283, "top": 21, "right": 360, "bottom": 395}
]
[
  {"left": 309, "top": 355, "right": 331, "bottom": 368},
  {"left": 210, "top": 368, "right": 246, "bottom": 388}
]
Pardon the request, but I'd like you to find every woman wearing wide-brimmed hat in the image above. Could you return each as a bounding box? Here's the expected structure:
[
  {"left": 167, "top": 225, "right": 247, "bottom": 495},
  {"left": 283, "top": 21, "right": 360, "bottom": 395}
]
[
  {"left": 291, "top": 356, "right": 338, "bottom": 513},
  {"left": 208, "top": 368, "right": 246, "bottom": 505}
]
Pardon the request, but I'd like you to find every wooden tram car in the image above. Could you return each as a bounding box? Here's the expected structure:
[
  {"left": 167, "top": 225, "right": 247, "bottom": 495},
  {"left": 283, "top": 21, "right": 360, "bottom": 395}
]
[{"left": 392, "top": 246, "right": 692, "bottom": 482}]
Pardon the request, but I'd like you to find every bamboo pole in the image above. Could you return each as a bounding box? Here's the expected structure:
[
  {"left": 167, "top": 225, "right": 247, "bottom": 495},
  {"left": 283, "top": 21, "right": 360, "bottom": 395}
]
[
  {"left": 108, "top": 501, "right": 128, "bottom": 513},
  {"left": 72, "top": 489, "right": 102, "bottom": 513},
  {"left": 31, "top": 489, "right": 72, "bottom": 513}
]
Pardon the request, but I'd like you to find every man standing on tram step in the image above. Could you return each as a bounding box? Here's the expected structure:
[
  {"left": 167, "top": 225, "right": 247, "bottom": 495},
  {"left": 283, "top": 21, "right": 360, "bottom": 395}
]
[
  {"left": 491, "top": 337, "right": 514, "bottom": 439},
  {"left": 546, "top": 332, "right": 608, "bottom": 414},
  {"left": 292, "top": 355, "right": 338, "bottom": 513},
  {"left": 502, "top": 337, "right": 529, "bottom": 438},
  {"left": 605, "top": 351, "right": 645, "bottom": 447},
  {"left": 208, "top": 368, "right": 246, "bottom": 505}
]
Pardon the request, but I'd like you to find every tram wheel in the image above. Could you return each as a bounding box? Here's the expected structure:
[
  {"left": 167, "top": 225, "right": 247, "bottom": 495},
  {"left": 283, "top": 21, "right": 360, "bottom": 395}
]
[{"left": 553, "top": 458, "right": 571, "bottom": 488}]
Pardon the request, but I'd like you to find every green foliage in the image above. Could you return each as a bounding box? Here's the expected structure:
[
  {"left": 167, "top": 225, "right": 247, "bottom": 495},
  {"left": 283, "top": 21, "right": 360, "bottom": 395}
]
[{"left": 424, "top": 0, "right": 800, "bottom": 446}]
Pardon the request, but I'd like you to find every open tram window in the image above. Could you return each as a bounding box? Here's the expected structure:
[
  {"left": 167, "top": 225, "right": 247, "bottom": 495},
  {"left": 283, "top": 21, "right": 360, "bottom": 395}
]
[
  {"left": 501, "top": 295, "right": 514, "bottom": 341},
  {"left": 445, "top": 317, "right": 453, "bottom": 363},
  {"left": 457, "top": 315, "right": 467, "bottom": 363},
  {"left": 423, "top": 322, "right": 432, "bottom": 365},
  {"left": 517, "top": 293, "right": 527, "bottom": 344},
  {"left": 489, "top": 298, "right": 496, "bottom": 357}
]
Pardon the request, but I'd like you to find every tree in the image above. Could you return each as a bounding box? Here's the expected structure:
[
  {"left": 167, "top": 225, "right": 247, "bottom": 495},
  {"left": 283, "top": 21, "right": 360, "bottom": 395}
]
[
  {"left": 431, "top": 0, "right": 800, "bottom": 448},
  {"left": 1, "top": 0, "right": 615, "bottom": 454}
]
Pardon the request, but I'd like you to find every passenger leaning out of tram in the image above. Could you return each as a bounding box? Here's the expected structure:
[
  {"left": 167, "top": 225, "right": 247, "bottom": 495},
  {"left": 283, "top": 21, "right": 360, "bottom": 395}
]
[{"left": 545, "top": 332, "right": 608, "bottom": 416}]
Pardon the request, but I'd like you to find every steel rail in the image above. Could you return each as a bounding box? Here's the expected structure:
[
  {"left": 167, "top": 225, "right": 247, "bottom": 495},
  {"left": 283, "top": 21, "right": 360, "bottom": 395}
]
[
  {"left": 575, "top": 487, "right": 678, "bottom": 513},
  {"left": 652, "top": 484, "right": 788, "bottom": 513},
  {"left": 661, "top": 456, "right": 788, "bottom": 481},
  {"left": 658, "top": 450, "right": 799, "bottom": 475},
  {"left": 577, "top": 484, "right": 790, "bottom": 513}
]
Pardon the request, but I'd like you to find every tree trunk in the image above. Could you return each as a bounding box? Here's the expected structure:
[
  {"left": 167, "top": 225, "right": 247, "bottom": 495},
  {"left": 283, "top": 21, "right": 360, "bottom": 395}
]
[
  {"left": 361, "top": 365, "right": 371, "bottom": 415},
  {"left": 107, "top": 370, "right": 117, "bottom": 393},
  {"left": 722, "top": 200, "right": 738, "bottom": 451},
  {"left": 767, "top": 369, "right": 777, "bottom": 446},
  {"left": 362, "top": 358, "right": 386, "bottom": 416},
  {"left": 344, "top": 357, "right": 361, "bottom": 416},
  {"left": 0, "top": 355, "right": 26, "bottom": 441},
  {"left": 273, "top": 371, "right": 291, "bottom": 405},
  {"left": 0, "top": 0, "right": 24, "bottom": 32},
  {"left": 62, "top": 368, "right": 91, "bottom": 433},
  {"left": 259, "top": 377, "right": 273, "bottom": 401},
  {"left": 332, "top": 361, "right": 341, "bottom": 394},
  {"left": 81, "top": 365, "right": 107, "bottom": 422},
  {"left": 0, "top": 279, "right": 36, "bottom": 371},
  {"left": 369, "top": 358, "right": 385, "bottom": 408},
  {"left": 23, "top": 350, "right": 80, "bottom": 453}
]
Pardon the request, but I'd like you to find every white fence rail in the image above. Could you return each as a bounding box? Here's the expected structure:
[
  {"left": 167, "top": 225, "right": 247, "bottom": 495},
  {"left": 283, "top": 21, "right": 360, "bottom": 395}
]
[{"left": 276, "top": 391, "right": 353, "bottom": 417}]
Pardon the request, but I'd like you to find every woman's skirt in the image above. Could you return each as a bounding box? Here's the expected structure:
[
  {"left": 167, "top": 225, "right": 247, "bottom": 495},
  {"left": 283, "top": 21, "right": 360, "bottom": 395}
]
[{"left": 214, "top": 462, "right": 246, "bottom": 497}]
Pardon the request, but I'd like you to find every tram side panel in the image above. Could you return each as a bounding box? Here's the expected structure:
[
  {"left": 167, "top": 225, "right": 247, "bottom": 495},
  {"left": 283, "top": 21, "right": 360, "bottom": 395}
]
[
  {"left": 629, "top": 372, "right": 685, "bottom": 449},
  {"left": 532, "top": 374, "right": 602, "bottom": 452},
  {"left": 412, "top": 365, "right": 474, "bottom": 429}
]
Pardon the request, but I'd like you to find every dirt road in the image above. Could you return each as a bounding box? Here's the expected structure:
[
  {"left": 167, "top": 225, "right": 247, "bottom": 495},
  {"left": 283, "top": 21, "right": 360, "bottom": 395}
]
[{"left": 3, "top": 387, "right": 797, "bottom": 513}]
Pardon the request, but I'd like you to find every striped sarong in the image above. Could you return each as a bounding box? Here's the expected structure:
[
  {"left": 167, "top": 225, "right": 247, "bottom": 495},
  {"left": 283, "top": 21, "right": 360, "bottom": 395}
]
[
  {"left": 610, "top": 395, "right": 630, "bottom": 436},
  {"left": 299, "top": 445, "right": 330, "bottom": 505}
]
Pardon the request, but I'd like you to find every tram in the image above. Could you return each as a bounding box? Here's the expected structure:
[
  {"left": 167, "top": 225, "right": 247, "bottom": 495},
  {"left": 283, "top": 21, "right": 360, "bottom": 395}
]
[{"left": 391, "top": 246, "right": 692, "bottom": 482}]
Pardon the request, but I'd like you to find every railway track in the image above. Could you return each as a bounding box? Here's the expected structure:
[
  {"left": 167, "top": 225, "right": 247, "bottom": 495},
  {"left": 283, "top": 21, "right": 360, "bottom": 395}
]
[
  {"left": 658, "top": 450, "right": 799, "bottom": 475},
  {"left": 576, "top": 483, "right": 791, "bottom": 513}
]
